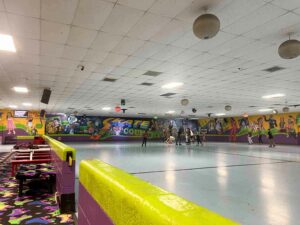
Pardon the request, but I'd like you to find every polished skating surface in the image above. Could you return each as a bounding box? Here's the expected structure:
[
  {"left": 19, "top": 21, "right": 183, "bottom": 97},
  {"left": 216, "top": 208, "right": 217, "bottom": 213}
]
[
  {"left": 1, "top": 142, "right": 298, "bottom": 225},
  {"left": 67, "top": 142, "right": 300, "bottom": 225}
]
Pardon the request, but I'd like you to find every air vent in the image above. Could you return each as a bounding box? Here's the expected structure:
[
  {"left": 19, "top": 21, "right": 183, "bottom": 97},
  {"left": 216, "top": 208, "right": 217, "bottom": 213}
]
[
  {"left": 128, "top": 106, "right": 136, "bottom": 109},
  {"left": 87, "top": 109, "right": 94, "bottom": 110},
  {"left": 160, "top": 93, "right": 177, "bottom": 97},
  {"left": 67, "top": 107, "right": 75, "bottom": 110},
  {"left": 140, "top": 82, "right": 154, "bottom": 86},
  {"left": 103, "top": 77, "right": 117, "bottom": 82},
  {"left": 143, "top": 71, "right": 162, "bottom": 77},
  {"left": 137, "top": 113, "right": 146, "bottom": 115},
  {"left": 207, "top": 106, "right": 213, "bottom": 108},
  {"left": 263, "top": 66, "right": 285, "bottom": 73},
  {"left": 248, "top": 106, "right": 257, "bottom": 108},
  {"left": 272, "top": 103, "right": 282, "bottom": 106}
]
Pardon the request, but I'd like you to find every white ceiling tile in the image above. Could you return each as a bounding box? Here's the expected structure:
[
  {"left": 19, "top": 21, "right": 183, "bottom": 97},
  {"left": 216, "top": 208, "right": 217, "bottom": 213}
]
[
  {"left": 223, "top": 4, "right": 287, "bottom": 35},
  {"left": 121, "top": 56, "right": 146, "bottom": 68},
  {"left": 151, "top": 45, "right": 184, "bottom": 61},
  {"left": 0, "top": 1, "right": 5, "bottom": 11},
  {"left": 127, "top": 12, "right": 171, "bottom": 40},
  {"left": 83, "top": 49, "right": 108, "bottom": 63},
  {"left": 73, "top": 0, "right": 114, "bottom": 30},
  {"left": 62, "top": 46, "right": 87, "bottom": 60},
  {"left": 118, "top": 0, "right": 156, "bottom": 11},
  {"left": 41, "top": 41, "right": 65, "bottom": 57},
  {"left": 93, "top": 64, "right": 114, "bottom": 73},
  {"left": 41, "top": 0, "right": 79, "bottom": 24},
  {"left": 150, "top": 19, "right": 190, "bottom": 44},
  {"left": 41, "top": 20, "right": 71, "bottom": 44},
  {"left": 101, "top": 53, "right": 128, "bottom": 66},
  {"left": 112, "top": 37, "right": 145, "bottom": 55},
  {"left": 0, "top": 12, "right": 10, "bottom": 33},
  {"left": 133, "top": 41, "right": 165, "bottom": 58},
  {"left": 14, "top": 37, "right": 40, "bottom": 54},
  {"left": 58, "top": 58, "right": 80, "bottom": 70},
  {"left": 40, "top": 55, "right": 60, "bottom": 67},
  {"left": 90, "top": 32, "right": 123, "bottom": 52},
  {"left": 101, "top": 4, "right": 144, "bottom": 35},
  {"left": 4, "top": 0, "right": 40, "bottom": 17},
  {"left": 18, "top": 53, "right": 39, "bottom": 65},
  {"left": 271, "top": 0, "right": 300, "bottom": 11},
  {"left": 149, "top": 0, "right": 194, "bottom": 18},
  {"left": 67, "top": 26, "right": 97, "bottom": 48},
  {"left": 7, "top": 13, "right": 40, "bottom": 39}
]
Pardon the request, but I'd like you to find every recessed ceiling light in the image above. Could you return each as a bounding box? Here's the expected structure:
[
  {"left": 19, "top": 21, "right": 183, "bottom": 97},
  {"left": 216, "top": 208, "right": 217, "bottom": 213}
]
[
  {"left": 9, "top": 105, "right": 18, "bottom": 109},
  {"left": 102, "top": 107, "right": 111, "bottom": 111},
  {"left": 215, "top": 113, "right": 226, "bottom": 116},
  {"left": 22, "top": 103, "right": 32, "bottom": 106},
  {"left": 262, "top": 93, "right": 285, "bottom": 99},
  {"left": 166, "top": 110, "right": 175, "bottom": 114},
  {"left": 13, "top": 87, "right": 29, "bottom": 93},
  {"left": 0, "top": 34, "right": 16, "bottom": 52},
  {"left": 258, "top": 108, "right": 272, "bottom": 112},
  {"left": 162, "top": 82, "right": 183, "bottom": 89}
]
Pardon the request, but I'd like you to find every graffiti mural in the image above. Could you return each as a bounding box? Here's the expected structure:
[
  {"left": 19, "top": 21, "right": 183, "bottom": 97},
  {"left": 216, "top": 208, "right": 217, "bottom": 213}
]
[
  {"left": 198, "top": 112, "right": 300, "bottom": 144},
  {"left": 46, "top": 114, "right": 199, "bottom": 141}
]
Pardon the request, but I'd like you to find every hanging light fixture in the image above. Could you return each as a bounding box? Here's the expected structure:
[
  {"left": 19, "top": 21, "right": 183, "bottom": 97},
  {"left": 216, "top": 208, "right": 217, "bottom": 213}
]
[
  {"left": 225, "top": 105, "right": 232, "bottom": 111},
  {"left": 181, "top": 99, "right": 189, "bottom": 106},
  {"left": 282, "top": 106, "right": 289, "bottom": 113},
  {"left": 278, "top": 34, "right": 300, "bottom": 59},
  {"left": 193, "top": 13, "right": 220, "bottom": 40}
]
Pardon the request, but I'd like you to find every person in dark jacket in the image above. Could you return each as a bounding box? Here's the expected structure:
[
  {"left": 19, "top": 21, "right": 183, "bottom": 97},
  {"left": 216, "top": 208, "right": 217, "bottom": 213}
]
[
  {"left": 268, "top": 129, "right": 275, "bottom": 148},
  {"left": 142, "top": 130, "right": 149, "bottom": 147}
]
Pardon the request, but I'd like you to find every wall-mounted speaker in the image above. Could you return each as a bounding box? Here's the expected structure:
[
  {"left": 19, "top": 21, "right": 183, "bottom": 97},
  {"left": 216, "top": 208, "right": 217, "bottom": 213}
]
[{"left": 41, "top": 89, "right": 51, "bottom": 104}]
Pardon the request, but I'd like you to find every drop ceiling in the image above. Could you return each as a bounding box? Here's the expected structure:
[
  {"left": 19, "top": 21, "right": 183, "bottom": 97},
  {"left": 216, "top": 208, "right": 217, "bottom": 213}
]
[{"left": 0, "top": 0, "right": 300, "bottom": 118}]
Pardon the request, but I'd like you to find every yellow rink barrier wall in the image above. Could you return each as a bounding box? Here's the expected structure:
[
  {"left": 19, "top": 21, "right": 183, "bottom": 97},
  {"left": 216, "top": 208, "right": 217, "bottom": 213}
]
[
  {"left": 16, "top": 136, "right": 35, "bottom": 140},
  {"left": 43, "top": 135, "right": 76, "bottom": 213},
  {"left": 79, "top": 159, "right": 239, "bottom": 225},
  {"left": 42, "top": 135, "right": 76, "bottom": 161}
]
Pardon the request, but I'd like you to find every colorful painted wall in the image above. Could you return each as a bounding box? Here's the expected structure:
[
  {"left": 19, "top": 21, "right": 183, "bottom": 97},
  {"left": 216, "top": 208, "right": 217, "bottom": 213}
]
[
  {"left": 198, "top": 112, "right": 300, "bottom": 145},
  {"left": 46, "top": 114, "right": 199, "bottom": 142},
  {"left": 0, "top": 109, "right": 45, "bottom": 143}
]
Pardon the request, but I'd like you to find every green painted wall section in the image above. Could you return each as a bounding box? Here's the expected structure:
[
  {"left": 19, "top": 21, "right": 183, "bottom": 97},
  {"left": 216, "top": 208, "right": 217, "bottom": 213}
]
[{"left": 79, "top": 160, "right": 239, "bottom": 225}]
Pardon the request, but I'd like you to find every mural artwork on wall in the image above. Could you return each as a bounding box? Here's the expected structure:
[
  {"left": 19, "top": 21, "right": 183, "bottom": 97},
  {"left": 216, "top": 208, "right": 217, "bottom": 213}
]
[
  {"left": 0, "top": 110, "right": 45, "bottom": 137},
  {"left": 198, "top": 112, "right": 300, "bottom": 144},
  {"left": 46, "top": 114, "right": 199, "bottom": 141}
]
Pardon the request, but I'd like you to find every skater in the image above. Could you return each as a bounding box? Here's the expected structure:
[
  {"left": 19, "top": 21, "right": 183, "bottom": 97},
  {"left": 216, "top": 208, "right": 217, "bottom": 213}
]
[
  {"left": 176, "top": 126, "right": 183, "bottom": 145},
  {"left": 142, "top": 130, "right": 148, "bottom": 147},
  {"left": 247, "top": 131, "right": 253, "bottom": 144},
  {"left": 268, "top": 129, "right": 275, "bottom": 148},
  {"left": 196, "top": 131, "right": 203, "bottom": 146}
]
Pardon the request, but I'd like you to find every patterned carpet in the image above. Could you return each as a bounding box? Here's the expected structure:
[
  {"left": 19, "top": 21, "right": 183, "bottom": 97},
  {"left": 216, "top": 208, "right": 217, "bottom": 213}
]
[{"left": 0, "top": 153, "right": 75, "bottom": 225}]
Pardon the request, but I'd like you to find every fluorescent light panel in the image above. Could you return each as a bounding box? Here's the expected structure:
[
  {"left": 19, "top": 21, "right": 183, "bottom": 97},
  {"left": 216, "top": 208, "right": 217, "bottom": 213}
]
[
  {"left": 13, "top": 87, "right": 28, "bottom": 93},
  {"left": 262, "top": 93, "right": 285, "bottom": 99},
  {"left": 22, "top": 103, "right": 32, "bottom": 106},
  {"left": 215, "top": 113, "right": 226, "bottom": 116},
  {"left": 162, "top": 82, "right": 183, "bottom": 89},
  {"left": 258, "top": 108, "right": 273, "bottom": 112},
  {"left": 102, "top": 107, "right": 111, "bottom": 111},
  {"left": 9, "top": 105, "right": 18, "bottom": 109},
  {"left": 0, "top": 34, "right": 16, "bottom": 52},
  {"left": 166, "top": 110, "right": 175, "bottom": 114}
]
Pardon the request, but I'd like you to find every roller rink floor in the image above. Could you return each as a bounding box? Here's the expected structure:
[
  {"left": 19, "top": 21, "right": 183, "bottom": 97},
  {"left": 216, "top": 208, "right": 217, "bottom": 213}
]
[
  {"left": 1, "top": 142, "right": 299, "bottom": 225},
  {"left": 68, "top": 141, "right": 300, "bottom": 225}
]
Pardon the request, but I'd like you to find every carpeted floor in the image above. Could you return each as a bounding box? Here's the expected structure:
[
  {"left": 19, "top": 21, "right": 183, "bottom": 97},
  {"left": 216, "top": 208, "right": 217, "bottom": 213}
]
[{"left": 0, "top": 154, "right": 75, "bottom": 225}]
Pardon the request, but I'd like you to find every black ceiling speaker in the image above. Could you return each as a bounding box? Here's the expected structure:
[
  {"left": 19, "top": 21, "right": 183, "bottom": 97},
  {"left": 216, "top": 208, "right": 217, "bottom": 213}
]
[
  {"left": 121, "top": 99, "right": 126, "bottom": 106},
  {"left": 41, "top": 89, "right": 51, "bottom": 104},
  {"left": 122, "top": 108, "right": 127, "bottom": 113},
  {"left": 192, "top": 108, "right": 197, "bottom": 113}
]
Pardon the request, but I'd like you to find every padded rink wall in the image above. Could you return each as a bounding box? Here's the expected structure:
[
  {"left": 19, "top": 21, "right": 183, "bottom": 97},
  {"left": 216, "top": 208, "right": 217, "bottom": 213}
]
[
  {"left": 43, "top": 135, "right": 76, "bottom": 213},
  {"left": 78, "top": 160, "right": 239, "bottom": 225}
]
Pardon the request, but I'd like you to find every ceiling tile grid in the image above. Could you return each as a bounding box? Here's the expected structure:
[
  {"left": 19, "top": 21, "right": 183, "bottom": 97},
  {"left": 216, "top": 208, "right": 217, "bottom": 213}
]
[{"left": 0, "top": 0, "right": 299, "bottom": 116}]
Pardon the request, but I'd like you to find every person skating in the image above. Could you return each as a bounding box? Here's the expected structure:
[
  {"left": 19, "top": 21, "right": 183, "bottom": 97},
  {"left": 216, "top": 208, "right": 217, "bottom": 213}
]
[
  {"left": 268, "top": 129, "right": 275, "bottom": 148},
  {"left": 142, "top": 130, "right": 149, "bottom": 147}
]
